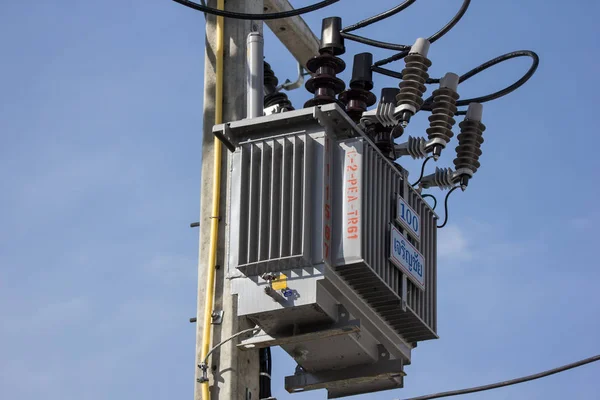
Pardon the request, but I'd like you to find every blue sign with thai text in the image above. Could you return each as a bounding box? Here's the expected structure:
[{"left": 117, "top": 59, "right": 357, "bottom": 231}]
[{"left": 390, "top": 225, "right": 425, "bottom": 290}]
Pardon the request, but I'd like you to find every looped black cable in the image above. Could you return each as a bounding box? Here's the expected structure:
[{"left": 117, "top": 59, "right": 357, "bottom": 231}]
[
  {"left": 171, "top": 0, "right": 340, "bottom": 20},
  {"left": 354, "top": 0, "right": 470, "bottom": 52},
  {"left": 437, "top": 186, "right": 459, "bottom": 229},
  {"left": 372, "top": 66, "right": 404, "bottom": 79},
  {"left": 421, "top": 50, "right": 540, "bottom": 114},
  {"left": 411, "top": 156, "right": 434, "bottom": 187},
  {"left": 340, "top": 33, "right": 411, "bottom": 51},
  {"left": 421, "top": 194, "right": 437, "bottom": 210},
  {"left": 342, "top": 0, "right": 417, "bottom": 33},
  {"left": 428, "top": 0, "right": 471, "bottom": 44}
]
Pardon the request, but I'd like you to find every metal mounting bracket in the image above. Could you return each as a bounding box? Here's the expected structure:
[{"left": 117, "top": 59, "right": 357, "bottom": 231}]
[
  {"left": 237, "top": 319, "right": 361, "bottom": 350},
  {"left": 211, "top": 310, "right": 224, "bottom": 325}
]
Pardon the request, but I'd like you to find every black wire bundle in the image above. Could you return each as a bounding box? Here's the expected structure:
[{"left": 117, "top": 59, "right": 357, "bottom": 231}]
[
  {"left": 437, "top": 186, "right": 459, "bottom": 228},
  {"left": 411, "top": 156, "right": 434, "bottom": 187},
  {"left": 342, "top": 0, "right": 470, "bottom": 51},
  {"left": 421, "top": 194, "right": 437, "bottom": 210},
  {"left": 259, "top": 347, "right": 272, "bottom": 398},
  {"left": 171, "top": 0, "right": 339, "bottom": 20}
]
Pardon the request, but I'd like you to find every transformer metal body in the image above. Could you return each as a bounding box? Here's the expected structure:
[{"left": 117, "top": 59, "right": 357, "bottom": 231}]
[{"left": 213, "top": 104, "right": 438, "bottom": 398}]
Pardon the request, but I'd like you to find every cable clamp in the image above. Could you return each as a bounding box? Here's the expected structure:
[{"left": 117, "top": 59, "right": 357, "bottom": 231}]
[{"left": 197, "top": 363, "right": 209, "bottom": 383}]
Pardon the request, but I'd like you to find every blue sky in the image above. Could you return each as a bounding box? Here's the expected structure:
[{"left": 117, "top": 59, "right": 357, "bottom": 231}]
[{"left": 1, "top": 0, "right": 598, "bottom": 399}]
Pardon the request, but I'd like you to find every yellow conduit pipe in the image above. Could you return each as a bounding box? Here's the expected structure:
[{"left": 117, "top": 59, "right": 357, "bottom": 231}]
[{"left": 201, "top": 1, "right": 225, "bottom": 399}]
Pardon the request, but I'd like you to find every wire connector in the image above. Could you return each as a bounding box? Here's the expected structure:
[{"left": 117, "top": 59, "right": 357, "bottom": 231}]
[{"left": 197, "top": 362, "right": 209, "bottom": 383}]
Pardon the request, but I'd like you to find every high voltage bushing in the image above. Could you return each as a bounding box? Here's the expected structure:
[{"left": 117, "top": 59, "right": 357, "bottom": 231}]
[
  {"left": 338, "top": 52, "right": 377, "bottom": 122},
  {"left": 426, "top": 72, "right": 460, "bottom": 159},
  {"left": 363, "top": 88, "right": 402, "bottom": 160},
  {"left": 304, "top": 17, "right": 346, "bottom": 108},
  {"left": 378, "top": 88, "right": 403, "bottom": 159},
  {"left": 454, "top": 103, "right": 486, "bottom": 188},
  {"left": 396, "top": 38, "right": 432, "bottom": 127},
  {"left": 263, "top": 61, "right": 294, "bottom": 111}
]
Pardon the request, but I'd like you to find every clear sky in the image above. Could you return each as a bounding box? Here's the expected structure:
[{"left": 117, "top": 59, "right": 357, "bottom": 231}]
[{"left": 1, "top": 1, "right": 598, "bottom": 399}]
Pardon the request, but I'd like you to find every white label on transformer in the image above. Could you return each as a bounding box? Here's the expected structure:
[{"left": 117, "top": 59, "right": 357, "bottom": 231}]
[
  {"left": 337, "top": 141, "right": 363, "bottom": 264},
  {"left": 390, "top": 225, "right": 425, "bottom": 290},
  {"left": 397, "top": 196, "right": 420, "bottom": 241}
]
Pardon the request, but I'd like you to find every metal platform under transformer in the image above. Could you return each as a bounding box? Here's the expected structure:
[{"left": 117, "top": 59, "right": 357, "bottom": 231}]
[{"left": 214, "top": 103, "right": 438, "bottom": 398}]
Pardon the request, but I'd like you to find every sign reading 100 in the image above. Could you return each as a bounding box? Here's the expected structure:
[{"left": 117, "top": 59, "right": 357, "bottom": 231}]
[{"left": 397, "top": 196, "right": 420, "bottom": 239}]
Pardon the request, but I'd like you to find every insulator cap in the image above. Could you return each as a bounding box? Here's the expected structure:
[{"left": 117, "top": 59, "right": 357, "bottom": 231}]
[
  {"left": 440, "top": 72, "right": 459, "bottom": 91},
  {"left": 320, "top": 17, "right": 345, "bottom": 55},
  {"left": 410, "top": 38, "right": 430, "bottom": 57},
  {"left": 466, "top": 102, "right": 483, "bottom": 121},
  {"left": 381, "top": 87, "right": 400, "bottom": 104},
  {"left": 350, "top": 52, "right": 374, "bottom": 90}
]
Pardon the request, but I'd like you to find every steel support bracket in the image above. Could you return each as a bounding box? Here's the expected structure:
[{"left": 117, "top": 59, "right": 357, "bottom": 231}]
[
  {"left": 285, "top": 358, "right": 405, "bottom": 398},
  {"left": 237, "top": 319, "right": 360, "bottom": 350}
]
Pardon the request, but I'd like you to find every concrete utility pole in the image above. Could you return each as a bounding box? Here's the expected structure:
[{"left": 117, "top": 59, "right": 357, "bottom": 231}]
[
  {"left": 194, "top": 1, "right": 319, "bottom": 399},
  {"left": 194, "top": 1, "right": 263, "bottom": 399}
]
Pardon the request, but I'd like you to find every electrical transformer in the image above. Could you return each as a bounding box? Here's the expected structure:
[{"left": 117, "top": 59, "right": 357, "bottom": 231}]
[{"left": 214, "top": 103, "right": 438, "bottom": 398}]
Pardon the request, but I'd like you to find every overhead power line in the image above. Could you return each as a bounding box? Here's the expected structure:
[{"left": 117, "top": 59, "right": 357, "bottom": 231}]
[
  {"left": 171, "top": 0, "right": 339, "bottom": 20},
  {"left": 398, "top": 354, "right": 600, "bottom": 400}
]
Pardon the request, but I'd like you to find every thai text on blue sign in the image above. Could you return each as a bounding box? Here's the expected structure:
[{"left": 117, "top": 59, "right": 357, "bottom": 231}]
[
  {"left": 397, "top": 196, "right": 420, "bottom": 240},
  {"left": 390, "top": 225, "right": 425, "bottom": 290}
]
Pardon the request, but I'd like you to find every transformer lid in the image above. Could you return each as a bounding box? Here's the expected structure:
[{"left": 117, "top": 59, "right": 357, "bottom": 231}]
[{"left": 213, "top": 103, "right": 358, "bottom": 151}]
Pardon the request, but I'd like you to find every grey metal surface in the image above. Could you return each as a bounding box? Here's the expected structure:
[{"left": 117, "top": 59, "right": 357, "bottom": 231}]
[
  {"left": 213, "top": 103, "right": 357, "bottom": 148},
  {"left": 232, "top": 134, "right": 313, "bottom": 275},
  {"left": 238, "top": 319, "right": 361, "bottom": 350},
  {"left": 232, "top": 267, "right": 337, "bottom": 333},
  {"left": 330, "top": 135, "right": 438, "bottom": 342}
]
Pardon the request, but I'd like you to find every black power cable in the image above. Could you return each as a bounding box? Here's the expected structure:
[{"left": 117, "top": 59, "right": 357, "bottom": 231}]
[
  {"left": 171, "top": 0, "right": 339, "bottom": 20},
  {"left": 340, "top": 33, "right": 412, "bottom": 51},
  {"left": 427, "top": 0, "right": 471, "bottom": 44},
  {"left": 437, "top": 186, "right": 459, "bottom": 229},
  {"left": 411, "top": 156, "right": 434, "bottom": 187},
  {"left": 373, "top": 50, "right": 410, "bottom": 68},
  {"left": 343, "top": 0, "right": 470, "bottom": 51},
  {"left": 342, "top": 0, "right": 417, "bottom": 33},
  {"left": 421, "top": 194, "right": 437, "bottom": 210},
  {"left": 399, "top": 354, "right": 600, "bottom": 400},
  {"left": 259, "top": 348, "right": 272, "bottom": 398},
  {"left": 422, "top": 50, "right": 539, "bottom": 115},
  {"left": 453, "top": 50, "right": 539, "bottom": 107}
]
